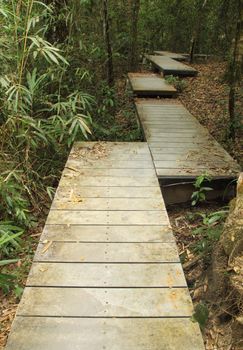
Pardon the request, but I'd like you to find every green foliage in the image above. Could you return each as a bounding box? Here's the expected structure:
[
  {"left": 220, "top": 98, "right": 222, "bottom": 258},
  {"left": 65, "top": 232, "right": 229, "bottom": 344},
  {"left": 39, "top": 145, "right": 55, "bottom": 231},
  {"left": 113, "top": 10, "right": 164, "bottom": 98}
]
[
  {"left": 165, "top": 75, "right": 187, "bottom": 92},
  {"left": 0, "top": 0, "right": 95, "bottom": 294},
  {"left": 0, "top": 173, "right": 31, "bottom": 227},
  {"left": 192, "top": 209, "right": 228, "bottom": 254},
  {"left": 191, "top": 173, "right": 213, "bottom": 206},
  {"left": 97, "top": 83, "right": 116, "bottom": 118},
  {"left": 192, "top": 303, "right": 209, "bottom": 330},
  {"left": 0, "top": 222, "right": 23, "bottom": 256},
  {"left": 0, "top": 222, "right": 23, "bottom": 294}
]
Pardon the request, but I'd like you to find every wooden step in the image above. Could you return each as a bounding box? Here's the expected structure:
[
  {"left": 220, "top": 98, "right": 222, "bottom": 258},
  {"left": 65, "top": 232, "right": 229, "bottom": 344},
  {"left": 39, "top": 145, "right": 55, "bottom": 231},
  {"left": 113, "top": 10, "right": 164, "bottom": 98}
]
[
  {"left": 154, "top": 50, "right": 188, "bottom": 61},
  {"left": 146, "top": 54, "right": 198, "bottom": 76},
  {"left": 128, "top": 72, "right": 176, "bottom": 96}
]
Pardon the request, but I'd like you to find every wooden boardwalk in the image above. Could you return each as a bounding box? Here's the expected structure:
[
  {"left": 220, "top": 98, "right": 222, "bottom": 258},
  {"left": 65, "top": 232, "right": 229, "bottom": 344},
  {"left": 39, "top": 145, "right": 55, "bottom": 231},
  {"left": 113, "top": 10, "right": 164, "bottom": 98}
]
[
  {"left": 146, "top": 54, "right": 198, "bottom": 76},
  {"left": 154, "top": 50, "right": 187, "bottom": 61},
  {"left": 135, "top": 100, "right": 240, "bottom": 178},
  {"left": 128, "top": 72, "right": 177, "bottom": 97},
  {"left": 5, "top": 142, "right": 205, "bottom": 350}
]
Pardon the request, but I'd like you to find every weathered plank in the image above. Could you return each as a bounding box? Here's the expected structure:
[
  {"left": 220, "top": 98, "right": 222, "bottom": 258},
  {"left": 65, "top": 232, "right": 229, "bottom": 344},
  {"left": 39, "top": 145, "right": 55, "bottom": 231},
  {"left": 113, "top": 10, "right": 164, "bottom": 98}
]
[
  {"left": 66, "top": 159, "right": 154, "bottom": 169},
  {"left": 35, "top": 242, "right": 179, "bottom": 263},
  {"left": 146, "top": 55, "right": 198, "bottom": 76},
  {"left": 55, "top": 186, "right": 162, "bottom": 198},
  {"left": 52, "top": 197, "right": 166, "bottom": 211},
  {"left": 154, "top": 160, "right": 236, "bottom": 170},
  {"left": 156, "top": 168, "right": 238, "bottom": 177},
  {"left": 46, "top": 210, "right": 168, "bottom": 225},
  {"left": 17, "top": 287, "right": 193, "bottom": 317},
  {"left": 128, "top": 72, "right": 177, "bottom": 96},
  {"left": 27, "top": 262, "right": 186, "bottom": 287},
  {"left": 152, "top": 152, "right": 234, "bottom": 163},
  {"left": 71, "top": 141, "right": 151, "bottom": 157},
  {"left": 62, "top": 168, "right": 156, "bottom": 177},
  {"left": 154, "top": 50, "right": 188, "bottom": 61},
  {"left": 41, "top": 225, "right": 174, "bottom": 242},
  {"left": 5, "top": 317, "right": 205, "bottom": 350},
  {"left": 59, "top": 175, "right": 158, "bottom": 187}
]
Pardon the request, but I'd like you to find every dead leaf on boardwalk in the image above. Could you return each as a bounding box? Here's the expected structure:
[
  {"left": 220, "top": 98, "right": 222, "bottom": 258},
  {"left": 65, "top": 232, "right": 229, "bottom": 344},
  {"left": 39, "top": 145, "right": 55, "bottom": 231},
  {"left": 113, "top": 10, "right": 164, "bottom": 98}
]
[
  {"left": 41, "top": 240, "right": 53, "bottom": 254},
  {"left": 71, "top": 194, "right": 83, "bottom": 203},
  {"left": 39, "top": 267, "right": 48, "bottom": 272},
  {"left": 65, "top": 166, "right": 79, "bottom": 173}
]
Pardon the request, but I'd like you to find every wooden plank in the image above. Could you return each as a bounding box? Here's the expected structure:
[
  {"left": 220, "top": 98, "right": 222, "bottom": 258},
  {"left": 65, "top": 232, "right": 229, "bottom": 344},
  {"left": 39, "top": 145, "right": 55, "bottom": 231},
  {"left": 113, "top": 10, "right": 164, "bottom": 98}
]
[
  {"left": 40, "top": 225, "right": 174, "bottom": 243},
  {"left": 72, "top": 141, "right": 151, "bottom": 156},
  {"left": 149, "top": 142, "right": 217, "bottom": 148},
  {"left": 146, "top": 55, "right": 197, "bottom": 76},
  {"left": 52, "top": 197, "right": 166, "bottom": 211},
  {"left": 27, "top": 262, "right": 186, "bottom": 287},
  {"left": 66, "top": 158, "right": 154, "bottom": 169},
  {"left": 34, "top": 242, "right": 179, "bottom": 263},
  {"left": 141, "top": 121, "right": 200, "bottom": 127},
  {"left": 152, "top": 152, "right": 235, "bottom": 163},
  {"left": 156, "top": 167, "right": 239, "bottom": 177},
  {"left": 55, "top": 186, "right": 162, "bottom": 198},
  {"left": 151, "top": 147, "right": 203, "bottom": 154},
  {"left": 17, "top": 287, "right": 193, "bottom": 317},
  {"left": 5, "top": 317, "right": 205, "bottom": 350},
  {"left": 59, "top": 175, "right": 158, "bottom": 187},
  {"left": 147, "top": 137, "right": 206, "bottom": 142},
  {"left": 70, "top": 153, "right": 152, "bottom": 161},
  {"left": 46, "top": 210, "right": 168, "bottom": 226},
  {"left": 154, "top": 160, "right": 236, "bottom": 170},
  {"left": 154, "top": 50, "right": 188, "bottom": 61},
  {"left": 128, "top": 73, "right": 177, "bottom": 96},
  {"left": 146, "top": 132, "right": 206, "bottom": 138},
  {"left": 62, "top": 168, "right": 156, "bottom": 177},
  {"left": 142, "top": 126, "right": 205, "bottom": 133}
]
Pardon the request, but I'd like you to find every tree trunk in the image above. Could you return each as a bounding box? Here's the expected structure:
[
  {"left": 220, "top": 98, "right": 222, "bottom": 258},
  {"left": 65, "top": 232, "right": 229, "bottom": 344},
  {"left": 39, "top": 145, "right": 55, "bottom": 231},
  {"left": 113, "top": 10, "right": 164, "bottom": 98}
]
[
  {"left": 171, "top": 0, "right": 183, "bottom": 52},
  {"left": 209, "top": 173, "right": 243, "bottom": 348},
  {"left": 189, "top": 0, "right": 208, "bottom": 63},
  {"left": 130, "top": 0, "right": 140, "bottom": 71},
  {"left": 228, "top": 0, "right": 243, "bottom": 140},
  {"left": 103, "top": 0, "right": 114, "bottom": 87}
]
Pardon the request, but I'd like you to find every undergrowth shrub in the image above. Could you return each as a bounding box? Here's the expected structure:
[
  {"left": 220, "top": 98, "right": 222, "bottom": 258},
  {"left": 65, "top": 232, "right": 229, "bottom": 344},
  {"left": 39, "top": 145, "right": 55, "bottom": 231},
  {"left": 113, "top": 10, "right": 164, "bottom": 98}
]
[{"left": 0, "top": 0, "right": 94, "bottom": 293}]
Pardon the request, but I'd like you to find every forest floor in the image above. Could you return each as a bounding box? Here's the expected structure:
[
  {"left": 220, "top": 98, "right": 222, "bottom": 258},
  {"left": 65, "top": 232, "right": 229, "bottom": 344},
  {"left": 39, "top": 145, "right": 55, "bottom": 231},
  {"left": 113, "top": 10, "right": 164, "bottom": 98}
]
[
  {"left": 179, "top": 60, "right": 242, "bottom": 167},
  {"left": 0, "top": 60, "right": 242, "bottom": 350},
  {"left": 168, "top": 60, "right": 243, "bottom": 350}
]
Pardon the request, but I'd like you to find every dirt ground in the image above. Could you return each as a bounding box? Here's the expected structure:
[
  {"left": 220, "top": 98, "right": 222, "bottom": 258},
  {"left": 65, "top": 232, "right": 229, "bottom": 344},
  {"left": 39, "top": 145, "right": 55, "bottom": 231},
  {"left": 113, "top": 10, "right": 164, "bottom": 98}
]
[
  {"left": 168, "top": 202, "right": 242, "bottom": 350},
  {"left": 180, "top": 60, "right": 242, "bottom": 167}
]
